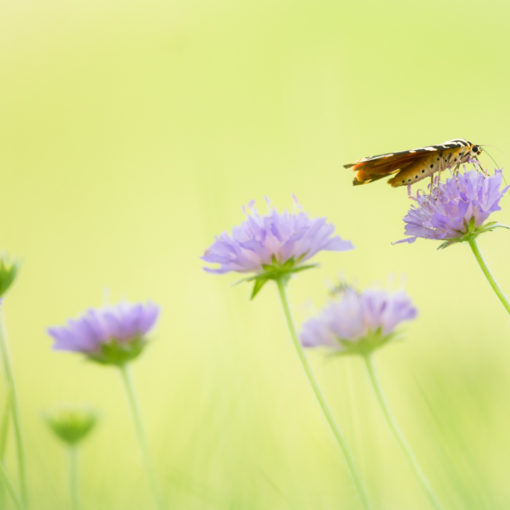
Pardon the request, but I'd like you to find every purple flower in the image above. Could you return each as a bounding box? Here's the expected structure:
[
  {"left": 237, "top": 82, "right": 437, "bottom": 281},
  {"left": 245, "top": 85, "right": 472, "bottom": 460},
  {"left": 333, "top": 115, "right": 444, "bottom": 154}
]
[
  {"left": 48, "top": 302, "right": 159, "bottom": 365},
  {"left": 397, "top": 170, "right": 509, "bottom": 247},
  {"left": 202, "top": 198, "right": 353, "bottom": 297},
  {"left": 301, "top": 289, "right": 417, "bottom": 355}
]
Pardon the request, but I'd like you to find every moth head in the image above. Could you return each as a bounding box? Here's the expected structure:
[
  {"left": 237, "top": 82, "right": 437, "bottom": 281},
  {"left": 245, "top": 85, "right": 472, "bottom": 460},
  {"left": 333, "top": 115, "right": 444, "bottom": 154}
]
[{"left": 470, "top": 143, "right": 482, "bottom": 155}]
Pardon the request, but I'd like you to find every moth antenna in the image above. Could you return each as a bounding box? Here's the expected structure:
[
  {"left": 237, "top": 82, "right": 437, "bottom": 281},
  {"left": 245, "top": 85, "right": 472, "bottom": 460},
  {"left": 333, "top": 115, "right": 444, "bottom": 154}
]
[
  {"left": 482, "top": 148, "right": 507, "bottom": 184},
  {"left": 483, "top": 148, "right": 501, "bottom": 169}
]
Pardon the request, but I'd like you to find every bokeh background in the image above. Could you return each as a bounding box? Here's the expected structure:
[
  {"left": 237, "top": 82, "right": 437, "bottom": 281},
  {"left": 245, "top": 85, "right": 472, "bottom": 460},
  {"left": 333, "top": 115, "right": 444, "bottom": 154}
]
[{"left": 1, "top": 0, "right": 510, "bottom": 508}]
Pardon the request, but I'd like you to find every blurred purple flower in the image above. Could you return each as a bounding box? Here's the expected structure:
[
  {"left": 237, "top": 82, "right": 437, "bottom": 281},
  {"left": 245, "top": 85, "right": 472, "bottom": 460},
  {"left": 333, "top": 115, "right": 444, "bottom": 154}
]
[
  {"left": 202, "top": 198, "right": 353, "bottom": 275},
  {"left": 397, "top": 170, "right": 509, "bottom": 247},
  {"left": 48, "top": 302, "right": 159, "bottom": 364},
  {"left": 301, "top": 289, "right": 417, "bottom": 355}
]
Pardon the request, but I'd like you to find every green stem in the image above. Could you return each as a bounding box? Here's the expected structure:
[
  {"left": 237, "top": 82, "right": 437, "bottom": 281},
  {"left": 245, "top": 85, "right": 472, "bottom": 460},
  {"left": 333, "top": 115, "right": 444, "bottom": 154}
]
[
  {"left": 69, "top": 446, "right": 79, "bottom": 510},
  {"left": 275, "top": 279, "right": 372, "bottom": 510},
  {"left": 0, "top": 388, "right": 11, "bottom": 460},
  {"left": 0, "top": 389, "right": 11, "bottom": 509},
  {"left": 119, "top": 364, "right": 164, "bottom": 510},
  {"left": 363, "top": 355, "right": 443, "bottom": 510},
  {"left": 0, "top": 306, "right": 29, "bottom": 509},
  {"left": 468, "top": 237, "right": 510, "bottom": 315},
  {"left": 0, "top": 461, "right": 22, "bottom": 510}
]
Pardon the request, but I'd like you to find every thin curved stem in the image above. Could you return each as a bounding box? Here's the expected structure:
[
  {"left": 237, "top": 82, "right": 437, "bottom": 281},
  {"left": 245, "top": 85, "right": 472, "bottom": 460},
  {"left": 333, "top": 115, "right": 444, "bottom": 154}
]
[
  {"left": 275, "top": 279, "right": 372, "bottom": 510},
  {"left": 69, "top": 446, "right": 79, "bottom": 510},
  {"left": 0, "top": 461, "right": 22, "bottom": 510},
  {"left": 119, "top": 364, "right": 164, "bottom": 510},
  {"left": 0, "top": 389, "right": 11, "bottom": 509},
  {"left": 363, "top": 355, "right": 443, "bottom": 510},
  {"left": 468, "top": 237, "right": 510, "bottom": 315},
  {"left": 0, "top": 306, "right": 29, "bottom": 509}
]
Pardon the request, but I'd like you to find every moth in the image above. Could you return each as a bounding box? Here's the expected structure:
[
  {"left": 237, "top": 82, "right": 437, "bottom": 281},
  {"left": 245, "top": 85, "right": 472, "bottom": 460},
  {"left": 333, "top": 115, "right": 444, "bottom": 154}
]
[{"left": 344, "top": 138, "right": 482, "bottom": 187}]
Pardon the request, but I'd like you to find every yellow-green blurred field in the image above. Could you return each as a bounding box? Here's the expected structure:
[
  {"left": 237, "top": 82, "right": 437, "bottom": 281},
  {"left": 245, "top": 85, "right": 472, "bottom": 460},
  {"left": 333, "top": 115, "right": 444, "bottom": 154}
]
[{"left": 1, "top": 0, "right": 510, "bottom": 508}]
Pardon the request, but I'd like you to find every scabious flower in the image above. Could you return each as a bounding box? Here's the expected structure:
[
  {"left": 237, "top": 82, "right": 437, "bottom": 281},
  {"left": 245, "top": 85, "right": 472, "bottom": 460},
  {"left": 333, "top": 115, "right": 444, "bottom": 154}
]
[
  {"left": 301, "top": 288, "right": 417, "bottom": 355},
  {"left": 305, "top": 288, "right": 443, "bottom": 509},
  {"left": 202, "top": 198, "right": 353, "bottom": 297},
  {"left": 397, "top": 170, "right": 509, "bottom": 248},
  {"left": 47, "top": 301, "right": 159, "bottom": 365}
]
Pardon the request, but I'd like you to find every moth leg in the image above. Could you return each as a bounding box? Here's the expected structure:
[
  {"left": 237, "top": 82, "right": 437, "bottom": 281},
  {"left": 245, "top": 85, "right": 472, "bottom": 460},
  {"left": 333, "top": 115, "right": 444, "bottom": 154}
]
[
  {"left": 475, "top": 158, "right": 488, "bottom": 176},
  {"left": 430, "top": 171, "right": 441, "bottom": 192},
  {"left": 407, "top": 185, "right": 418, "bottom": 201}
]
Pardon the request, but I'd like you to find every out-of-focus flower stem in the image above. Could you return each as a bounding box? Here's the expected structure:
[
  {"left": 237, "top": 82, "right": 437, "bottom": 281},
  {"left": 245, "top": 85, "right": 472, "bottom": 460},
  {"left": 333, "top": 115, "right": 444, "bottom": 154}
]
[
  {"left": 119, "top": 364, "right": 164, "bottom": 510},
  {"left": 69, "top": 446, "right": 79, "bottom": 510},
  {"left": 0, "top": 389, "right": 11, "bottom": 509},
  {"left": 363, "top": 355, "right": 443, "bottom": 510},
  {"left": 0, "top": 461, "right": 22, "bottom": 510},
  {"left": 0, "top": 306, "right": 29, "bottom": 510},
  {"left": 468, "top": 237, "right": 510, "bottom": 315},
  {"left": 275, "top": 278, "right": 372, "bottom": 510}
]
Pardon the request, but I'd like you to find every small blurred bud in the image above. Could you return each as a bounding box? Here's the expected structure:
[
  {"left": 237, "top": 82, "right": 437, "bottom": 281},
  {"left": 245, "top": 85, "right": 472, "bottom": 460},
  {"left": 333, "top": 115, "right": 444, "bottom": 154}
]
[
  {"left": 45, "top": 405, "right": 97, "bottom": 446},
  {"left": 0, "top": 255, "right": 19, "bottom": 298}
]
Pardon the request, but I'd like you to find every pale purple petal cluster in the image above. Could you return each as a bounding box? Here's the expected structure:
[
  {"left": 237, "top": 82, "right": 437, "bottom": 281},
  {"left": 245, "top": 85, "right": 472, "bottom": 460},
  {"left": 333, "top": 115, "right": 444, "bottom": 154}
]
[
  {"left": 301, "top": 289, "right": 417, "bottom": 351},
  {"left": 202, "top": 199, "right": 353, "bottom": 274},
  {"left": 398, "top": 170, "right": 509, "bottom": 244},
  {"left": 48, "top": 302, "right": 159, "bottom": 353}
]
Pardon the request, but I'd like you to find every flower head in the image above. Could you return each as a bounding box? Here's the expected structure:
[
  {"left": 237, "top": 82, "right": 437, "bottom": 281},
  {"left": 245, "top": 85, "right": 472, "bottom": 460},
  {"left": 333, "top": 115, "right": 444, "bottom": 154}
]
[
  {"left": 202, "top": 198, "right": 353, "bottom": 297},
  {"left": 397, "top": 170, "right": 509, "bottom": 247},
  {"left": 48, "top": 301, "right": 159, "bottom": 365},
  {"left": 301, "top": 288, "right": 417, "bottom": 355},
  {"left": 45, "top": 404, "right": 97, "bottom": 446}
]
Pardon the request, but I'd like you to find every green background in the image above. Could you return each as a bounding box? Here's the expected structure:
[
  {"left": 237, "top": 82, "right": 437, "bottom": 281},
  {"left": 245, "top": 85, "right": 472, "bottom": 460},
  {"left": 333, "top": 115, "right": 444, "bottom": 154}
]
[{"left": 1, "top": 0, "right": 510, "bottom": 508}]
